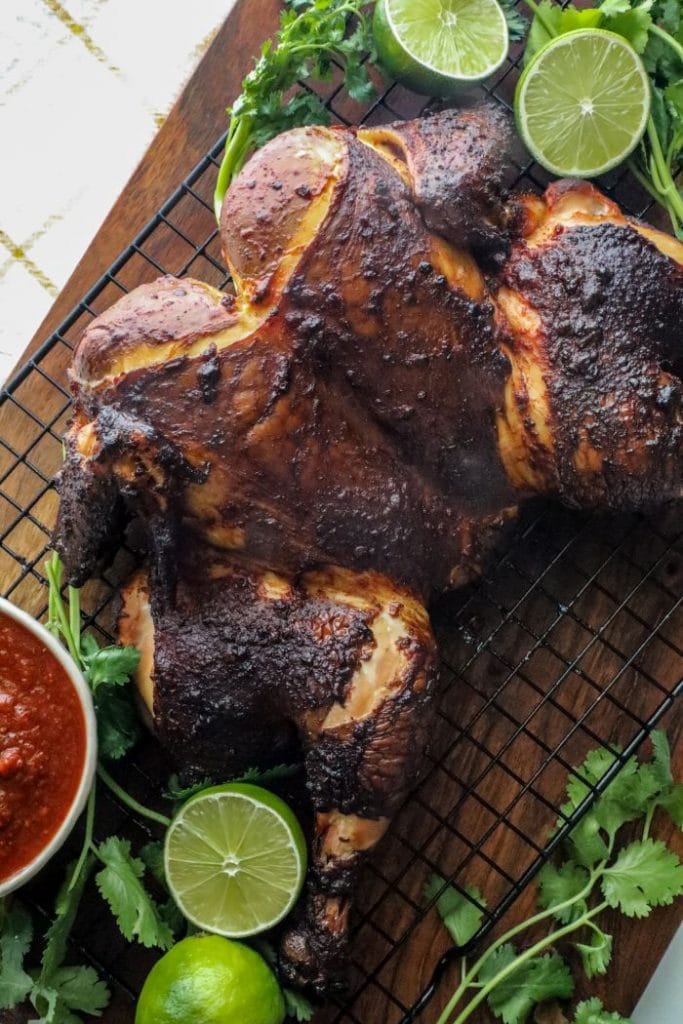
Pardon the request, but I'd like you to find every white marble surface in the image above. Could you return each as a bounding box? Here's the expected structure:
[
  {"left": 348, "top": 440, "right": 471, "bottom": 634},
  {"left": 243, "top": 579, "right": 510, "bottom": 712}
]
[{"left": 0, "top": 0, "right": 235, "bottom": 383}]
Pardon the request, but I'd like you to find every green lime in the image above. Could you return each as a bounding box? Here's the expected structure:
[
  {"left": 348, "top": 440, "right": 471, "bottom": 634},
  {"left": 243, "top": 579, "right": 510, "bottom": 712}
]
[
  {"left": 164, "top": 783, "right": 307, "bottom": 938},
  {"left": 373, "top": 0, "right": 509, "bottom": 95},
  {"left": 514, "top": 29, "right": 650, "bottom": 177},
  {"left": 135, "top": 935, "right": 285, "bottom": 1024}
]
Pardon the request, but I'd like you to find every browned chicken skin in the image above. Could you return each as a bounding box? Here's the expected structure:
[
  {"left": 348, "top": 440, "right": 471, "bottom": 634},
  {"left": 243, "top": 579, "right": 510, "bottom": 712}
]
[{"left": 55, "top": 106, "right": 683, "bottom": 990}]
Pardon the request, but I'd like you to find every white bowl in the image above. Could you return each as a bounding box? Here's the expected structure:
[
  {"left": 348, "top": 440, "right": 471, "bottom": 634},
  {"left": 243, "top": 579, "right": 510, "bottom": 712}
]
[{"left": 0, "top": 597, "right": 97, "bottom": 896}]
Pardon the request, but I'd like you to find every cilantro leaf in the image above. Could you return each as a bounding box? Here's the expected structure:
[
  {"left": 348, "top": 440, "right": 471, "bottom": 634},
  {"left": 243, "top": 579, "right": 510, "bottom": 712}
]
[
  {"left": 234, "top": 762, "right": 301, "bottom": 785},
  {"left": 95, "top": 837, "right": 174, "bottom": 950},
  {"left": 650, "top": 730, "right": 674, "bottom": 785},
  {"left": 524, "top": 1, "right": 602, "bottom": 65},
  {"left": 0, "top": 902, "right": 33, "bottom": 1009},
  {"left": 599, "top": 0, "right": 631, "bottom": 14},
  {"left": 48, "top": 966, "right": 109, "bottom": 1017},
  {"left": 572, "top": 996, "right": 630, "bottom": 1024},
  {"left": 95, "top": 688, "right": 141, "bottom": 761},
  {"left": 284, "top": 986, "right": 315, "bottom": 1021},
  {"left": 575, "top": 926, "right": 613, "bottom": 978},
  {"left": 480, "top": 945, "right": 574, "bottom": 1024},
  {"left": 537, "top": 861, "right": 590, "bottom": 923},
  {"left": 424, "top": 876, "right": 487, "bottom": 946},
  {"left": 41, "top": 857, "right": 93, "bottom": 982},
  {"left": 85, "top": 644, "right": 140, "bottom": 689},
  {"left": 499, "top": 0, "right": 529, "bottom": 42},
  {"left": 601, "top": 838, "right": 683, "bottom": 916},
  {"left": 164, "top": 763, "right": 300, "bottom": 813},
  {"left": 140, "top": 840, "right": 166, "bottom": 888},
  {"left": 602, "top": 2, "right": 653, "bottom": 54},
  {"left": 164, "top": 773, "right": 215, "bottom": 805}
]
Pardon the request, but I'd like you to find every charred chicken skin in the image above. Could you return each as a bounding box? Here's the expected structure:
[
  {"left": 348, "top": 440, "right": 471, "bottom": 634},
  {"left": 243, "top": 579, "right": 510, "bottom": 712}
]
[{"left": 55, "top": 106, "right": 683, "bottom": 989}]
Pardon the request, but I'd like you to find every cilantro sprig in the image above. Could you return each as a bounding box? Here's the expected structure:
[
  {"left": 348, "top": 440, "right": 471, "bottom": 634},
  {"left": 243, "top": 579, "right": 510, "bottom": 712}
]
[
  {"left": 521, "top": 0, "right": 683, "bottom": 236},
  {"left": 429, "top": 731, "right": 683, "bottom": 1024},
  {"left": 213, "top": 0, "right": 376, "bottom": 221}
]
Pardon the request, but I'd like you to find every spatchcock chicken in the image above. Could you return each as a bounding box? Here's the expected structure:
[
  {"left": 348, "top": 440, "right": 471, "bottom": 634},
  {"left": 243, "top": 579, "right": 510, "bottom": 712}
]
[{"left": 54, "top": 105, "right": 683, "bottom": 991}]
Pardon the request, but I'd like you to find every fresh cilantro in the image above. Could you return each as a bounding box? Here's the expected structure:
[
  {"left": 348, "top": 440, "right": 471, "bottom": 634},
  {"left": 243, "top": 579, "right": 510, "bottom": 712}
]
[
  {"left": 164, "top": 762, "right": 301, "bottom": 812},
  {"left": 523, "top": 0, "right": 602, "bottom": 64},
  {"left": 83, "top": 643, "right": 140, "bottom": 688},
  {"left": 0, "top": 866, "right": 111, "bottom": 1022},
  {"left": 481, "top": 948, "right": 574, "bottom": 1024},
  {"left": 284, "top": 985, "right": 316, "bottom": 1021},
  {"left": 424, "top": 876, "right": 487, "bottom": 946},
  {"left": 213, "top": 0, "right": 376, "bottom": 220},
  {"left": 46, "top": 552, "right": 141, "bottom": 763},
  {"left": 235, "top": 762, "right": 301, "bottom": 785},
  {"left": 537, "top": 861, "right": 590, "bottom": 923},
  {"left": 571, "top": 997, "right": 630, "bottom": 1024},
  {"left": 139, "top": 841, "right": 186, "bottom": 936},
  {"left": 40, "top": 857, "right": 94, "bottom": 981},
  {"left": 600, "top": 838, "right": 683, "bottom": 916},
  {"left": 430, "top": 731, "right": 682, "bottom": 1024},
  {"left": 31, "top": 966, "right": 110, "bottom": 1023},
  {"left": 95, "top": 688, "right": 141, "bottom": 761},
  {"left": 0, "top": 903, "right": 33, "bottom": 1009},
  {"left": 499, "top": 0, "right": 530, "bottom": 41},
  {"left": 574, "top": 924, "right": 613, "bottom": 978},
  {"left": 95, "top": 837, "right": 174, "bottom": 950},
  {"left": 603, "top": 1, "right": 653, "bottom": 53}
]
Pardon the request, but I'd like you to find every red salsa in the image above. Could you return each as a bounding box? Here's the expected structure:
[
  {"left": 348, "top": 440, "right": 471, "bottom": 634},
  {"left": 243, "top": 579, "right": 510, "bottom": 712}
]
[{"left": 0, "top": 613, "right": 86, "bottom": 881}]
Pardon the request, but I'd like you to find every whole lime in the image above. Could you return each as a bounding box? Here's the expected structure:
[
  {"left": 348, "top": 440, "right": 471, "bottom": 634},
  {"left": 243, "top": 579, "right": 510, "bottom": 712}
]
[{"left": 135, "top": 935, "right": 285, "bottom": 1024}]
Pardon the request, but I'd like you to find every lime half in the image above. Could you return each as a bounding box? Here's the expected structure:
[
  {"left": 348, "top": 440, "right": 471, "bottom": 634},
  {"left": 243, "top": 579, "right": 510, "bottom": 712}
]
[
  {"left": 374, "top": 0, "right": 509, "bottom": 96},
  {"left": 164, "top": 783, "right": 307, "bottom": 938},
  {"left": 514, "top": 29, "right": 650, "bottom": 177}
]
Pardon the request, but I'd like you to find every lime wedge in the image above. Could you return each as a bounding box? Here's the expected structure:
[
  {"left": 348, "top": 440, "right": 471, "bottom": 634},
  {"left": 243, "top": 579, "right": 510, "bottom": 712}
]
[
  {"left": 514, "top": 29, "right": 650, "bottom": 177},
  {"left": 374, "top": 0, "right": 509, "bottom": 95},
  {"left": 164, "top": 783, "right": 307, "bottom": 938}
]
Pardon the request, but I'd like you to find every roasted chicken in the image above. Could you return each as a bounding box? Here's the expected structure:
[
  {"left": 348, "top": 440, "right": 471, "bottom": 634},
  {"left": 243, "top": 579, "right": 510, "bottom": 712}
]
[{"left": 55, "top": 105, "right": 683, "bottom": 989}]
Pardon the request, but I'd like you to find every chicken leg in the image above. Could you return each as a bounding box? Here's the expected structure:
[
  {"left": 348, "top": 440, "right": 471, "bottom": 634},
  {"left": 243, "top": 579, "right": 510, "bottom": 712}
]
[{"left": 118, "top": 556, "right": 437, "bottom": 988}]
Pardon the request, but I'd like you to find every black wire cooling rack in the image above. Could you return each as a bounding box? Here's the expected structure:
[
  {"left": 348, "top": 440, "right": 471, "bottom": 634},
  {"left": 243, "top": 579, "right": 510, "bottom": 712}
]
[{"left": 0, "top": 8, "right": 681, "bottom": 1023}]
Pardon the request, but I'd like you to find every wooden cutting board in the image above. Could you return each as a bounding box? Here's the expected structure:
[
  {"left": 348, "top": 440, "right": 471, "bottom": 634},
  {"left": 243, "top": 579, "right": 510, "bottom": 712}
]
[{"left": 2, "top": 2, "right": 681, "bottom": 1022}]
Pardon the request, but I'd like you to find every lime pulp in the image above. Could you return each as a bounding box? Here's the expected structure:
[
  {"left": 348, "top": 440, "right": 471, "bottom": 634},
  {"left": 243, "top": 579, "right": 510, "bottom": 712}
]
[
  {"left": 164, "top": 783, "right": 307, "bottom": 938},
  {"left": 373, "top": 0, "right": 509, "bottom": 96},
  {"left": 514, "top": 29, "right": 651, "bottom": 178}
]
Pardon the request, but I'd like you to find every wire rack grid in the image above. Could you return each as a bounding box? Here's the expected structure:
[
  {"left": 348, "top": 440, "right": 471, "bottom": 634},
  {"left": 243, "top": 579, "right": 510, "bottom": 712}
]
[{"left": 0, "top": 9, "right": 681, "bottom": 1024}]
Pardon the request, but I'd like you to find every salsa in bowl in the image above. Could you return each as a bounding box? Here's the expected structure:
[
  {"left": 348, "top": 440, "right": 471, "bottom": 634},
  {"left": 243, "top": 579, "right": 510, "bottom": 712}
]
[{"left": 0, "top": 598, "right": 96, "bottom": 894}]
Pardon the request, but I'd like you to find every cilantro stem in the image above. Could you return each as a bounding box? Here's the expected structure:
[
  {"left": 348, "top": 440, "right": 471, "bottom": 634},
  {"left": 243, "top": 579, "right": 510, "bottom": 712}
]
[
  {"left": 520, "top": 0, "right": 559, "bottom": 40},
  {"left": 69, "top": 783, "right": 97, "bottom": 893},
  {"left": 45, "top": 552, "right": 80, "bottom": 665},
  {"left": 448, "top": 902, "right": 610, "bottom": 1024},
  {"left": 213, "top": 114, "right": 254, "bottom": 222},
  {"left": 436, "top": 866, "right": 604, "bottom": 1024},
  {"left": 97, "top": 764, "right": 171, "bottom": 828}
]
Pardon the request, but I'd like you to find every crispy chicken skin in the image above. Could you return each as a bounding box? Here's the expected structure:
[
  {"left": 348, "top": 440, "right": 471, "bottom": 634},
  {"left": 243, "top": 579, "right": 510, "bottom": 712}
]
[
  {"left": 55, "top": 107, "right": 683, "bottom": 989},
  {"left": 496, "top": 181, "right": 683, "bottom": 506}
]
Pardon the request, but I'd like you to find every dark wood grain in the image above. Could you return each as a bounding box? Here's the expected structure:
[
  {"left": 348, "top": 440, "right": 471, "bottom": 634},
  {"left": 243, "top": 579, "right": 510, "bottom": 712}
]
[{"left": 1, "top": 2, "right": 681, "bottom": 1022}]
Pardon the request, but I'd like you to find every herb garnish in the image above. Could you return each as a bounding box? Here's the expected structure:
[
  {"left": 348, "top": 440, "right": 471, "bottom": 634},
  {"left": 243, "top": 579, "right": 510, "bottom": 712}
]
[
  {"left": 213, "top": 0, "right": 377, "bottom": 221},
  {"left": 427, "top": 731, "right": 683, "bottom": 1024}
]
